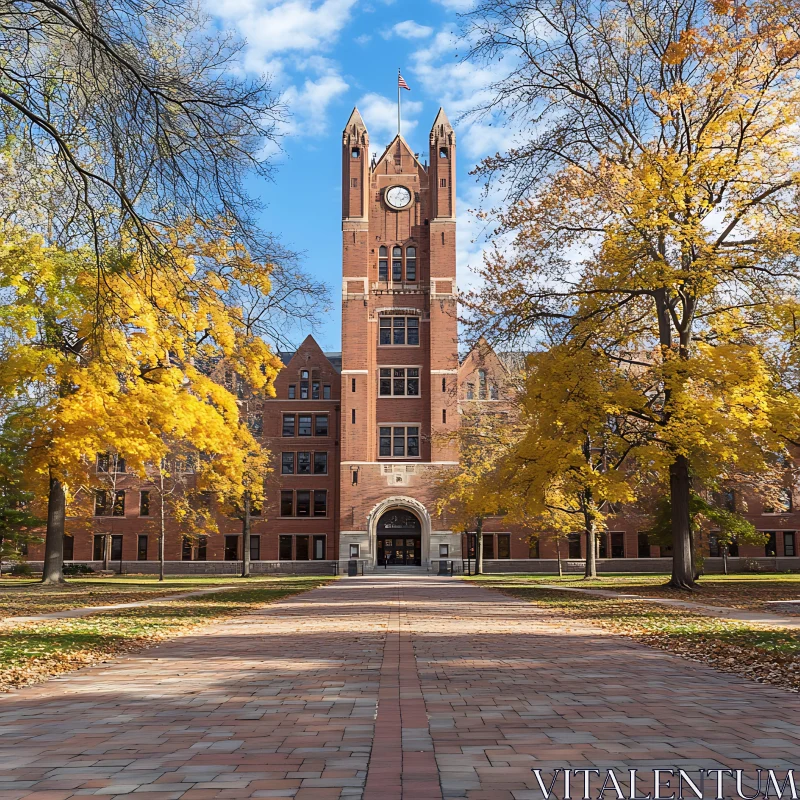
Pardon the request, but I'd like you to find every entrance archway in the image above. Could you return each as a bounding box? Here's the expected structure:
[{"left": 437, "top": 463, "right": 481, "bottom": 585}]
[{"left": 376, "top": 508, "right": 422, "bottom": 566}]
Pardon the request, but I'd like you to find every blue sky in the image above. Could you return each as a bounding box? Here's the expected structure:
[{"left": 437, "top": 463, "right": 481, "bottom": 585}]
[{"left": 207, "top": 0, "right": 513, "bottom": 350}]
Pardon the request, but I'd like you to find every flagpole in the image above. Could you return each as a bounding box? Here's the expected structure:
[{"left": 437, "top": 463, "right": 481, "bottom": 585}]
[{"left": 397, "top": 68, "right": 401, "bottom": 135}]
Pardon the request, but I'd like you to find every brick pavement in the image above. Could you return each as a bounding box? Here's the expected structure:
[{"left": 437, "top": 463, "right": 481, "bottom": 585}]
[{"left": 1, "top": 576, "right": 799, "bottom": 800}]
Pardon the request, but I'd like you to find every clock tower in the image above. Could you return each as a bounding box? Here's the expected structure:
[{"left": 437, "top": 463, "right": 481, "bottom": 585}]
[{"left": 338, "top": 107, "right": 460, "bottom": 567}]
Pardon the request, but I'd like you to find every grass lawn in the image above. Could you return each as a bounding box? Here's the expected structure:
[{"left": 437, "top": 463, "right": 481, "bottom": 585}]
[
  {"left": 0, "top": 576, "right": 332, "bottom": 692},
  {"left": 0, "top": 574, "right": 318, "bottom": 617},
  {"left": 473, "top": 572, "right": 800, "bottom": 611},
  {"left": 472, "top": 575, "right": 800, "bottom": 693}
]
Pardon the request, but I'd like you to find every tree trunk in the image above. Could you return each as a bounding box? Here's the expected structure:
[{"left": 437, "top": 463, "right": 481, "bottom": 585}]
[
  {"left": 556, "top": 538, "right": 563, "bottom": 577},
  {"left": 669, "top": 455, "right": 696, "bottom": 589},
  {"left": 159, "top": 483, "right": 165, "bottom": 582},
  {"left": 584, "top": 519, "right": 597, "bottom": 579},
  {"left": 41, "top": 474, "right": 66, "bottom": 584},
  {"left": 475, "top": 518, "right": 484, "bottom": 575},
  {"left": 241, "top": 493, "right": 251, "bottom": 578}
]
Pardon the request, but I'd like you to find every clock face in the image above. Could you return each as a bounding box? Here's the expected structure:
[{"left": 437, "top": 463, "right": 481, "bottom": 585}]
[{"left": 385, "top": 185, "right": 412, "bottom": 209}]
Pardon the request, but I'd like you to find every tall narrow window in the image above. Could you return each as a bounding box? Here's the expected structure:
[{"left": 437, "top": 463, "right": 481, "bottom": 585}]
[
  {"left": 279, "top": 535, "right": 293, "bottom": 560},
  {"left": 323, "top": 384, "right": 331, "bottom": 399},
  {"left": 378, "top": 246, "right": 388, "bottom": 281},
  {"left": 280, "top": 490, "right": 293, "bottom": 516},
  {"left": 250, "top": 535, "right": 261, "bottom": 561},
  {"left": 351, "top": 377, "right": 356, "bottom": 392},
  {"left": 281, "top": 452, "right": 295, "bottom": 474},
  {"left": 392, "top": 246, "right": 402, "bottom": 281},
  {"left": 314, "top": 452, "right": 328, "bottom": 474},
  {"left": 298, "top": 415, "right": 312, "bottom": 436},
  {"left": 314, "top": 490, "right": 327, "bottom": 516},
  {"left": 297, "top": 452, "right": 311, "bottom": 474},
  {"left": 442, "top": 377, "right": 446, "bottom": 392},
  {"left": 300, "top": 369, "right": 309, "bottom": 399},
  {"left": 63, "top": 534, "right": 74, "bottom": 561},
  {"left": 478, "top": 369, "right": 487, "bottom": 400},
  {"left": 288, "top": 384, "right": 296, "bottom": 399},
  {"left": 784, "top": 531, "right": 796, "bottom": 557},
  {"left": 182, "top": 536, "right": 192, "bottom": 561},
  {"left": 112, "top": 491, "right": 125, "bottom": 517},
  {"left": 139, "top": 491, "right": 150, "bottom": 517},
  {"left": 296, "top": 490, "right": 311, "bottom": 516},
  {"left": 198, "top": 536, "right": 208, "bottom": 561},
  {"left": 352, "top": 408, "right": 356, "bottom": 424},
  {"left": 315, "top": 415, "right": 329, "bottom": 436},
  {"left": 138, "top": 535, "right": 148, "bottom": 561},
  {"left": 312, "top": 381, "right": 320, "bottom": 399},
  {"left": 405, "top": 246, "right": 416, "bottom": 281},
  {"left": 282, "top": 415, "right": 295, "bottom": 437}
]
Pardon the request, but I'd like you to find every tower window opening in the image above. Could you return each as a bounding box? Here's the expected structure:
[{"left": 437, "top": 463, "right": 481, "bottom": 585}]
[
  {"left": 392, "top": 246, "right": 402, "bottom": 282},
  {"left": 442, "top": 377, "right": 446, "bottom": 392},
  {"left": 439, "top": 147, "right": 448, "bottom": 159},
  {"left": 352, "top": 408, "right": 356, "bottom": 424},
  {"left": 478, "top": 369, "right": 487, "bottom": 400},
  {"left": 351, "top": 178, "right": 358, "bottom": 188},
  {"left": 378, "top": 245, "right": 388, "bottom": 281},
  {"left": 351, "top": 377, "right": 356, "bottom": 392},
  {"left": 406, "top": 246, "right": 416, "bottom": 282},
  {"left": 443, "top": 409, "right": 447, "bottom": 423},
  {"left": 440, "top": 178, "right": 447, "bottom": 187},
  {"left": 352, "top": 147, "right": 360, "bottom": 158}
]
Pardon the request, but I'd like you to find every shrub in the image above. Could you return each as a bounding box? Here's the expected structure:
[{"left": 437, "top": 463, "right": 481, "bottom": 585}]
[
  {"left": 63, "top": 563, "right": 95, "bottom": 576},
  {"left": 9, "top": 563, "right": 32, "bottom": 577}
]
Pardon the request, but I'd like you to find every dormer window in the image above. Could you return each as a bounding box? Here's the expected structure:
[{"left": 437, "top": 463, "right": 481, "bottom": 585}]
[
  {"left": 439, "top": 147, "right": 448, "bottom": 158},
  {"left": 352, "top": 148, "right": 360, "bottom": 158}
]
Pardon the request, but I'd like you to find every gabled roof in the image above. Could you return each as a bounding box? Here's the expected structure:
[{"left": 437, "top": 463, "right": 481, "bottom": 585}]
[
  {"left": 278, "top": 335, "right": 342, "bottom": 374},
  {"left": 373, "top": 134, "right": 424, "bottom": 171}
]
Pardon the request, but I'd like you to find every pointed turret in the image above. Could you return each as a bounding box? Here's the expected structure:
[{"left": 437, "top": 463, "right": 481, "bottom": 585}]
[
  {"left": 342, "top": 108, "right": 369, "bottom": 222},
  {"left": 429, "top": 108, "right": 455, "bottom": 221}
]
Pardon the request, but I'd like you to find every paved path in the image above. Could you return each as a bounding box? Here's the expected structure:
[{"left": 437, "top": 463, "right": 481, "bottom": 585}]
[
  {"left": 1, "top": 576, "right": 799, "bottom": 800},
  {"left": 537, "top": 584, "right": 800, "bottom": 628},
  {"left": 3, "top": 588, "right": 238, "bottom": 624}
]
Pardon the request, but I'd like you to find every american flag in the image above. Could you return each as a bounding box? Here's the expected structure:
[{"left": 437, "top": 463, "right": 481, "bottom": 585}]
[{"left": 398, "top": 73, "right": 410, "bottom": 91}]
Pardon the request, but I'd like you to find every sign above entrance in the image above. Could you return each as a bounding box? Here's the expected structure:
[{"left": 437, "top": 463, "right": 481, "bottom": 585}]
[{"left": 377, "top": 509, "right": 421, "bottom": 533}]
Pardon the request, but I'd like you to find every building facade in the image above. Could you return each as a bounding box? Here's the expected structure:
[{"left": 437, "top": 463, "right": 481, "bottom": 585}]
[{"left": 23, "top": 108, "right": 800, "bottom": 573}]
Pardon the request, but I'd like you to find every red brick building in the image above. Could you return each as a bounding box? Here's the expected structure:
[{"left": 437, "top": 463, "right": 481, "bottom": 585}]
[{"left": 24, "top": 108, "right": 800, "bottom": 573}]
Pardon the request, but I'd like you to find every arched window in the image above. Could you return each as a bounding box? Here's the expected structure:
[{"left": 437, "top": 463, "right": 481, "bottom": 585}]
[
  {"left": 405, "top": 246, "right": 416, "bottom": 282},
  {"left": 392, "top": 246, "right": 402, "bottom": 282},
  {"left": 378, "top": 246, "right": 388, "bottom": 281},
  {"left": 478, "top": 369, "right": 487, "bottom": 400}
]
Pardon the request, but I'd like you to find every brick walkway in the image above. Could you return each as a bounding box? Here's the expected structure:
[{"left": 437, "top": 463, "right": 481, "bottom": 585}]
[{"left": 1, "top": 576, "right": 799, "bottom": 800}]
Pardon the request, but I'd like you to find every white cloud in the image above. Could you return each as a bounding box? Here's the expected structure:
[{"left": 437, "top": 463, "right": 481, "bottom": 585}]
[
  {"left": 432, "top": 0, "right": 475, "bottom": 10},
  {"left": 355, "top": 33, "right": 372, "bottom": 44},
  {"left": 358, "top": 92, "right": 423, "bottom": 151},
  {"left": 208, "top": 0, "right": 359, "bottom": 64},
  {"left": 283, "top": 71, "right": 350, "bottom": 135},
  {"left": 386, "top": 20, "right": 434, "bottom": 39}
]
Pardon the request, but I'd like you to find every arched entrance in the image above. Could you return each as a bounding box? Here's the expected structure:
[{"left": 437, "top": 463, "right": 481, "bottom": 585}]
[{"left": 376, "top": 508, "right": 422, "bottom": 566}]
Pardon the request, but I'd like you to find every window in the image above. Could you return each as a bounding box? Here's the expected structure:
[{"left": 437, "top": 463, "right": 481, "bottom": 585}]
[
  {"left": 379, "top": 426, "right": 420, "bottom": 458},
  {"left": 297, "top": 452, "right": 311, "bottom": 474},
  {"left": 352, "top": 408, "right": 356, "bottom": 424},
  {"left": 94, "top": 489, "right": 107, "bottom": 517},
  {"left": 352, "top": 147, "right": 360, "bottom": 158},
  {"left": 312, "top": 381, "right": 320, "bottom": 399},
  {"left": 392, "top": 245, "right": 402, "bottom": 281},
  {"left": 352, "top": 377, "right": 356, "bottom": 392},
  {"left": 288, "top": 384, "right": 296, "bottom": 399},
  {"left": 296, "top": 490, "right": 311, "bottom": 516},
  {"left": 478, "top": 369, "right": 487, "bottom": 400},
  {"left": 568, "top": 533, "right": 581, "bottom": 559},
  {"left": 198, "top": 536, "right": 207, "bottom": 561},
  {"left": 139, "top": 491, "right": 150, "bottom": 517},
  {"left": 280, "top": 490, "right": 293, "bottom": 516},
  {"left": 439, "top": 147, "right": 448, "bottom": 158},
  {"left": 110, "top": 535, "right": 123, "bottom": 561},
  {"left": 182, "top": 536, "right": 192, "bottom": 561},
  {"left": 784, "top": 531, "right": 796, "bottom": 557},
  {"left": 224, "top": 535, "right": 239, "bottom": 561},
  {"left": 323, "top": 384, "right": 331, "bottom": 399},
  {"left": 442, "top": 409, "right": 446, "bottom": 423},
  {"left": 442, "top": 378, "right": 446, "bottom": 392},
  {"left": 314, "top": 535, "right": 326, "bottom": 560},
  {"left": 709, "top": 532, "right": 721, "bottom": 557},
  {"left": 315, "top": 415, "right": 329, "bottom": 436},
  {"left": 351, "top": 178, "right": 358, "bottom": 188},
  {"left": 93, "top": 535, "right": 104, "bottom": 560},
  {"left": 466, "top": 383, "right": 474, "bottom": 400},
  {"left": 281, "top": 453, "right": 295, "bottom": 474},
  {"left": 349, "top": 543, "right": 360, "bottom": 558},
  {"left": 296, "top": 535, "right": 310, "bottom": 560},
  {"left": 406, "top": 247, "right": 416, "bottom": 281},
  {"left": 610, "top": 532, "right": 625, "bottom": 558},
  {"left": 96, "top": 453, "right": 109, "bottom": 473},
  {"left": 529, "top": 538, "right": 540, "bottom": 559},
  {"left": 497, "top": 534, "right": 511, "bottom": 559},
  {"left": 279, "top": 535, "right": 293, "bottom": 560},
  {"left": 379, "top": 367, "right": 420, "bottom": 396},
  {"left": 770, "top": 488, "right": 793, "bottom": 513},
  {"left": 379, "top": 246, "right": 388, "bottom": 281},
  {"left": 490, "top": 385, "right": 499, "bottom": 400},
  {"left": 638, "top": 532, "right": 651, "bottom": 558},
  {"left": 483, "top": 534, "right": 495, "bottom": 559},
  {"left": 439, "top": 544, "right": 450, "bottom": 557},
  {"left": 250, "top": 535, "right": 261, "bottom": 561},
  {"left": 248, "top": 412, "right": 263, "bottom": 435},
  {"left": 379, "top": 316, "right": 419, "bottom": 346},
  {"left": 298, "top": 415, "right": 312, "bottom": 436},
  {"left": 63, "top": 534, "right": 74, "bottom": 561},
  {"left": 282, "top": 414, "right": 295, "bottom": 437},
  {"left": 765, "top": 531, "right": 778, "bottom": 557},
  {"left": 440, "top": 178, "right": 447, "bottom": 187},
  {"left": 598, "top": 534, "right": 607, "bottom": 558},
  {"left": 314, "top": 452, "right": 328, "bottom": 474},
  {"left": 352, "top": 468, "right": 358, "bottom": 485},
  {"left": 314, "top": 490, "right": 327, "bottom": 516}
]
